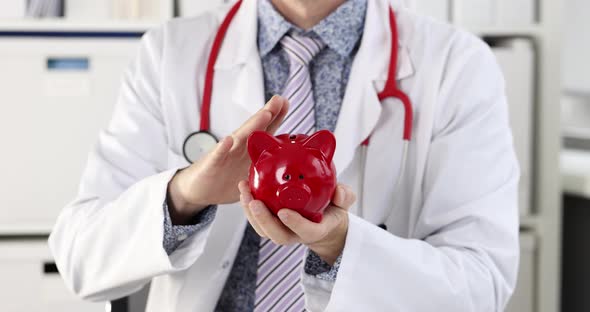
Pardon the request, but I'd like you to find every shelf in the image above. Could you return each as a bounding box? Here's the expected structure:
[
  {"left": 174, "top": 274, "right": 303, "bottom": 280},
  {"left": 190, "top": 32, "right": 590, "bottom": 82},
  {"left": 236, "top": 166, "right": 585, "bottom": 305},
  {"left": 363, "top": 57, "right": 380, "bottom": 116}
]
[
  {"left": 0, "top": 18, "right": 160, "bottom": 34},
  {"left": 520, "top": 215, "right": 540, "bottom": 230},
  {"left": 0, "top": 225, "right": 52, "bottom": 237}
]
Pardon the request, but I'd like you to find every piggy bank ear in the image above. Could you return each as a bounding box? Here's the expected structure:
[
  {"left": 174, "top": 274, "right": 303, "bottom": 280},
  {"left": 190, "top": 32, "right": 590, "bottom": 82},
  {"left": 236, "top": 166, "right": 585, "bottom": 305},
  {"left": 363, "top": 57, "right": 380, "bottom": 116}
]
[
  {"left": 247, "top": 131, "right": 281, "bottom": 162},
  {"left": 303, "top": 130, "right": 336, "bottom": 163}
]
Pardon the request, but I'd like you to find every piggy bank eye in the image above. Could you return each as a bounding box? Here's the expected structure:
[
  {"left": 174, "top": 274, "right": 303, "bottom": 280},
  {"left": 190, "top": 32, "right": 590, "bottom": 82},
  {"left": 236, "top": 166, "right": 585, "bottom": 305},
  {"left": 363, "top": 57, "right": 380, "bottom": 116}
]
[
  {"left": 283, "top": 174, "right": 291, "bottom": 181},
  {"left": 299, "top": 174, "right": 304, "bottom": 180}
]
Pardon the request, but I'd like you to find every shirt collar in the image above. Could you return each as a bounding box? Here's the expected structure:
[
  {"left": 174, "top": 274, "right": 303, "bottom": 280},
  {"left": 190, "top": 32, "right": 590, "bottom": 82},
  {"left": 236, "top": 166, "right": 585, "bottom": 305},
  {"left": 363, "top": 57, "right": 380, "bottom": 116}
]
[{"left": 257, "top": 0, "right": 367, "bottom": 58}]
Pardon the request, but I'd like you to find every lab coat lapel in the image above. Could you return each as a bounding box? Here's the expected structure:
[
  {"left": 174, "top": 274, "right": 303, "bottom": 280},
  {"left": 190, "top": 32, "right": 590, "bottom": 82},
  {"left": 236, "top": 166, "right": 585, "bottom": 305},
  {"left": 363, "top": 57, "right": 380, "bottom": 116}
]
[
  {"left": 333, "top": 0, "right": 414, "bottom": 177},
  {"left": 214, "top": 0, "right": 265, "bottom": 117}
]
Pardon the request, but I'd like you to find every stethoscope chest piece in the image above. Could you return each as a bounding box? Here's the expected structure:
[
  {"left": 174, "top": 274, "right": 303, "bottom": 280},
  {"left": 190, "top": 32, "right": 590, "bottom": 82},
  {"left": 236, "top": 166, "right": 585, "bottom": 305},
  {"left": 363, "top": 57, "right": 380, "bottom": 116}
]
[{"left": 182, "top": 131, "right": 218, "bottom": 164}]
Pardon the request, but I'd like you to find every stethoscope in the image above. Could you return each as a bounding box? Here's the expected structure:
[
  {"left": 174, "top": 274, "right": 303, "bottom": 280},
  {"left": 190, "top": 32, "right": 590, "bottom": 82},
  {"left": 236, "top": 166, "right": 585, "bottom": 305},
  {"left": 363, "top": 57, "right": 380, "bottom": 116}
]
[{"left": 182, "top": 0, "right": 413, "bottom": 230}]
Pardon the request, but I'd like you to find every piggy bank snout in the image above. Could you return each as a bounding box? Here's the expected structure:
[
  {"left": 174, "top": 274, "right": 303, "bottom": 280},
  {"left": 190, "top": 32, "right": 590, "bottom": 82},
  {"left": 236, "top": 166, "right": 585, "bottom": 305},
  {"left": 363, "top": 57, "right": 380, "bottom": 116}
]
[{"left": 278, "top": 185, "right": 311, "bottom": 210}]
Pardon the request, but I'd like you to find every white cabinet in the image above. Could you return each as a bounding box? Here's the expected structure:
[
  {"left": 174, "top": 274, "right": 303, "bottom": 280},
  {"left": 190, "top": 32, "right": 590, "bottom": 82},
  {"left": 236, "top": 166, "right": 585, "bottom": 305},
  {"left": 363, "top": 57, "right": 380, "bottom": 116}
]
[
  {"left": 112, "top": 0, "right": 174, "bottom": 20},
  {"left": 454, "top": 0, "right": 537, "bottom": 27},
  {"left": 64, "top": 0, "right": 113, "bottom": 20},
  {"left": 562, "top": 0, "right": 590, "bottom": 92},
  {"left": 0, "top": 240, "right": 105, "bottom": 311},
  {"left": 506, "top": 233, "right": 537, "bottom": 312},
  {"left": 179, "top": 0, "right": 230, "bottom": 17},
  {"left": 562, "top": 94, "right": 590, "bottom": 132},
  {"left": 0, "top": 1, "right": 27, "bottom": 19},
  {"left": 0, "top": 35, "right": 141, "bottom": 234},
  {"left": 406, "top": 0, "right": 451, "bottom": 22},
  {"left": 408, "top": 0, "right": 536, "bottom": 26},
  {"left": 454, "top": 0, "right": 496, "bottom": 27},
  {"left": 492, "top": 39, "right": 535, "bottom": 216},
  {"left": 497, "top": 0, "right": 537, "bottom": 26},
  {"left": 65, "top": 0, "right": 173, "bottom": 20}
]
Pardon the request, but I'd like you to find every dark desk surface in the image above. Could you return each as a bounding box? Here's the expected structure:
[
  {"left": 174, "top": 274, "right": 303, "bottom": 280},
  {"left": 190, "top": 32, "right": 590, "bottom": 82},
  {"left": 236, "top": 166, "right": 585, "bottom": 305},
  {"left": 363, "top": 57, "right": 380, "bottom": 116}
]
[{"left": 561, "top": 194, "right": 590, "bottom": 312}]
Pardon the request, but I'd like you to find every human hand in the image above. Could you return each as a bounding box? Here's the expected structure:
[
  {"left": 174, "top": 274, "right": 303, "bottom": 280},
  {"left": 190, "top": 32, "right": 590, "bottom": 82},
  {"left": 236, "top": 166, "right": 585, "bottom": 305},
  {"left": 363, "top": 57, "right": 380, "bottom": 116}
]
[
  {"left": 238, "top": 181, "right": 356, "bottom": 265},
  {"left": 167, "top": 96, "right": 289, "bottom": 225}
]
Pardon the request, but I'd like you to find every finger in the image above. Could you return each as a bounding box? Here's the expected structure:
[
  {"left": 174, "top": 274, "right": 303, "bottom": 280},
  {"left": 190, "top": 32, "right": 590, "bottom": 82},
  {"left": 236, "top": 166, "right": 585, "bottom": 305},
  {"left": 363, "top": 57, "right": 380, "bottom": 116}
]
[
  {"left": 207, "top": 136, "right": 234, "bottom": 165},
  {"left": 331, "top": 184, "right": 356, "bottom": 210},
  {"left": 241, "top": 199, "right": 267, "bottom": 238},
  {"left": 238, "top": 180, "right": 254, "bottom": 208},
  {"left": 233, "top": 95, "right": 284, "bottom": 142},
  {"left": 242, "top": 199, "right": 267, "bottom": 238},
  {"left": 238, "top": 181, "right": 267, "bottom": 237},
  {"left": 277, "top": 209, "right": 338, "bottom": 243},
  {"left": 265, "top": 96, "right": 288, "bottom": 129},
  {"left": 237, "top": 180, "right": 251, "bottom": 198},
  {"left": 249, "top": 200, "right": 297, "bottom": 245},
  {"left": 266, "top": 97, "right": 289, "bottom": 135}
]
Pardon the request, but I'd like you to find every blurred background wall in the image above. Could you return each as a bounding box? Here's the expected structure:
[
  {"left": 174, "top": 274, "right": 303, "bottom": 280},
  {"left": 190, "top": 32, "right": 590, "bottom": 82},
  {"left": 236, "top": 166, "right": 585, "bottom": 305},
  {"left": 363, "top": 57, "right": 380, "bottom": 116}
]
[{"left": 0, "top": 0, "right": 587, "bottom": 311}]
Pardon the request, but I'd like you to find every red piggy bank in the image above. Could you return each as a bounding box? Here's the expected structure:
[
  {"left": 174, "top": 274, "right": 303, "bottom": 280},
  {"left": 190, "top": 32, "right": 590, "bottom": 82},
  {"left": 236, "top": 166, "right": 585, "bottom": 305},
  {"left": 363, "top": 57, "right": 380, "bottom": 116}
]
[{"left": 247, "top": 130, "right": 337, "bottom": 223}]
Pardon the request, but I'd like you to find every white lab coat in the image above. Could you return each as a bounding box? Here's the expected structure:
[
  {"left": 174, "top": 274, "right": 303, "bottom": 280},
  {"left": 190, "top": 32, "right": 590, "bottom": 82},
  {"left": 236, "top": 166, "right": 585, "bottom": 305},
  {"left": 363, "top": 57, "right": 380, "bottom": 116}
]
[{"left": 48, "top": 0, "right": 520, "bottom": 311}]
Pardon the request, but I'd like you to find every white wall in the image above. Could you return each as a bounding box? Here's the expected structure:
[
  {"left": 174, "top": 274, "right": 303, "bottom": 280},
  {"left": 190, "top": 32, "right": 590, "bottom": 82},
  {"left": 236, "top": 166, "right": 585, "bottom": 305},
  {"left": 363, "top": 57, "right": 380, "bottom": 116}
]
[
  {"left": 562, "top": 0, "right": 590, "bottom": 133},
  {"left": 562, "top": 0, "right": 590, "bottom": 92}
]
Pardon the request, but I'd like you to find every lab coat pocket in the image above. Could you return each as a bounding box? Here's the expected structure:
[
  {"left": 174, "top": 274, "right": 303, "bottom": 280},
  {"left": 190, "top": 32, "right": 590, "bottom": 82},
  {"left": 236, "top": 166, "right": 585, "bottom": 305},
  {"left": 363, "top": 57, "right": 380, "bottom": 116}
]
[{"left": 361, "top": 94, "right": 408, "bottom": 235}]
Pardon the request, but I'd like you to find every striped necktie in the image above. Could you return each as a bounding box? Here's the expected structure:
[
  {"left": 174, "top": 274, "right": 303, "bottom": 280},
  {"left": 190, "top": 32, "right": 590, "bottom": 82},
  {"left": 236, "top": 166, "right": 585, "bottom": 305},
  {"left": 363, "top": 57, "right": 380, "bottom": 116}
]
[{"left": 254, "top": 33, "right": 325, "bottom": 312}]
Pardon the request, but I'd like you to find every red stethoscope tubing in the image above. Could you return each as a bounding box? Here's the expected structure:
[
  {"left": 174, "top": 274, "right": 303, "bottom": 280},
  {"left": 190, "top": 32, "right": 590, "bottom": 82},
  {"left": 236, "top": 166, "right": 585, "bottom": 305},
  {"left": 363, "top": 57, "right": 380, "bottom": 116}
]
[
  {"left": 200, "top": 0, "right": 413, "bottom": 145},
  {"left": 200, "top": 0, "right": 244, "bottom": 132},
  {"left": 362, "top": 7, "right": 413, "bottom": 145}
]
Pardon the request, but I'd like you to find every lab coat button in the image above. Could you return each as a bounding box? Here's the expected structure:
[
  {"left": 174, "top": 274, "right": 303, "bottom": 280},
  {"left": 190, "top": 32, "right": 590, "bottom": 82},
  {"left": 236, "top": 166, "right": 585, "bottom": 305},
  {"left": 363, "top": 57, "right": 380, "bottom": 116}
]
[
  {"left": 222, "top": 261, "right": 230, "bottom": 269},
  {"left": 177, "top": 234, "right": 188, "bottom": 241}
]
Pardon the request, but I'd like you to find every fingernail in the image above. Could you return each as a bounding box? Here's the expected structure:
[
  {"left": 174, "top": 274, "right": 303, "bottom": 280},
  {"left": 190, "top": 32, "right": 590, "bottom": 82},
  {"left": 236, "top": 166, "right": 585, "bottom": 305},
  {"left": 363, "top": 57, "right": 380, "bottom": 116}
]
[
  {"left": 278, "top": 210, "right": 289, "bottom": 221},
  {"left": 266, "top": 95, "right": 278, "bottom": 107}
]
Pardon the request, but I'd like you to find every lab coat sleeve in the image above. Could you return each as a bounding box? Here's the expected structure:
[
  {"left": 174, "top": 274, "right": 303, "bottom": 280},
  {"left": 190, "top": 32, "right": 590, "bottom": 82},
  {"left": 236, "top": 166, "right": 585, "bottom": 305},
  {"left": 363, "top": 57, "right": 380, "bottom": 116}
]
[
  {"left": 303, "top": 40, "right": 519, "bottom": 311},
  {"left": 48, "top": 26, "right": 215, "bottom": 302}
]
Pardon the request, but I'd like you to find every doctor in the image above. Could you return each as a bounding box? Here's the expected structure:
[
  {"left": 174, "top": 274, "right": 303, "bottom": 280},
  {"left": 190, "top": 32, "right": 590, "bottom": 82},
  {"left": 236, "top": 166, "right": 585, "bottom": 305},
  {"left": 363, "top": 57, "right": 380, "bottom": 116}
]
[{"left": 49, "top": 0, "right": 520, "bottom": 311}]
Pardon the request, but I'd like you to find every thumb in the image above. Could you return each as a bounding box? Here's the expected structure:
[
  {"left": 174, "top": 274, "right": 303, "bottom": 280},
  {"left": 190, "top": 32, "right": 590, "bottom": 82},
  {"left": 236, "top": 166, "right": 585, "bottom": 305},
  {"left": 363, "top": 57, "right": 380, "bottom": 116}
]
[
  {"left": 266, "top": 96, "right": 290, "bottom": 135},
  {"left": 332, "top": 184, "right": 356, "bottom": 210}
]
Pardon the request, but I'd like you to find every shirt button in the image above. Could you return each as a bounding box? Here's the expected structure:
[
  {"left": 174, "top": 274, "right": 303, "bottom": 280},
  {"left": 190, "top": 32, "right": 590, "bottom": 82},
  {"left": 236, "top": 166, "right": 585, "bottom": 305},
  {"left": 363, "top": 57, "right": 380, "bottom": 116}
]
[
  {"left": 222, "top": 261, "right": 230, "bottom": 269},
  {"left": 177, "top": 234, "right": 188, "bottom": 241}
]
